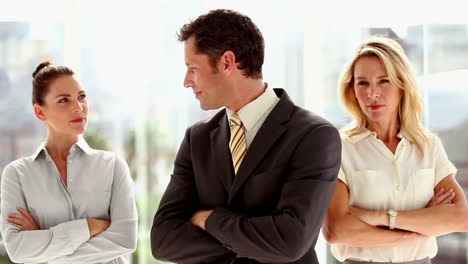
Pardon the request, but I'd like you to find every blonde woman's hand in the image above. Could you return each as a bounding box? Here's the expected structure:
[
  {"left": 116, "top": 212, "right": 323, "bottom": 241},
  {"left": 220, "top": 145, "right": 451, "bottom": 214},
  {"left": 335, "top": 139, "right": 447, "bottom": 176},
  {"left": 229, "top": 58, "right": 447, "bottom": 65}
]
[
  {"left": 7, "top": 207, "right": 40, "bottom": 231},
  {"left": 426, "top": 188, "right": 455, "bottom": 208},
  {"left": 350, "top": 206, "right": 386, "bottom": 227}
]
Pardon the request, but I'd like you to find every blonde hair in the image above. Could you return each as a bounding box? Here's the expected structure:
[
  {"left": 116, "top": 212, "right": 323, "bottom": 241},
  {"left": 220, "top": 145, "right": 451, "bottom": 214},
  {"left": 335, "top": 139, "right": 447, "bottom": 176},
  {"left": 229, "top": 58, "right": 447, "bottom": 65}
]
[{"left": 338, "top": 36, "right": 429, "bottom": 155}]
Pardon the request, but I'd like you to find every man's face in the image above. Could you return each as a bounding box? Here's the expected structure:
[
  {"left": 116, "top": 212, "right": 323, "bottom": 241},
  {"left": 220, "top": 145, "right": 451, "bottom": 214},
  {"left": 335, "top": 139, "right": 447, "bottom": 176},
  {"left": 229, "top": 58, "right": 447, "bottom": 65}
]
[{"left": 183, "top": 36, "right": 229, "bottom": 110}]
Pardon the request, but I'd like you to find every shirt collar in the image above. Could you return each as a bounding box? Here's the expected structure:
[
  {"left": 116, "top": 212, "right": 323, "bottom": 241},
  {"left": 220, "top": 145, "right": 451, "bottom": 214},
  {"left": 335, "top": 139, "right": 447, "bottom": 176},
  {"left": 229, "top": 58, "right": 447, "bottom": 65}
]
[
  {"left": 396, "top": 130, "right": 408, "bottom": 140},
  {"left": 31, "top": 142, "right": 47, "bottom": 161},
  {"left": 74, "top": 137, "right": 93, "bottom": 154},
  {"left": 345, "top": 128, "right": 408, "bottom": 144},
  {"left": 345, "top": 129, "right": 373, "bottom": 144},
  {"left": 32, "top": 137, "right": 93, "bottom": 161},
  {"left": 226, "top": 84, "right": 278, "bottom": 131}
]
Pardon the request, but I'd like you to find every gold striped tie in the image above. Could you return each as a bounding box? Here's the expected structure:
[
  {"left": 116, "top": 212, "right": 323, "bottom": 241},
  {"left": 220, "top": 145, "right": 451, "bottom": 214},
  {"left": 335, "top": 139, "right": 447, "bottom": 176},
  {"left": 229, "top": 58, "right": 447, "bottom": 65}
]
[{"left": 229, "top": 113, "right": 247, "bottom": 174}]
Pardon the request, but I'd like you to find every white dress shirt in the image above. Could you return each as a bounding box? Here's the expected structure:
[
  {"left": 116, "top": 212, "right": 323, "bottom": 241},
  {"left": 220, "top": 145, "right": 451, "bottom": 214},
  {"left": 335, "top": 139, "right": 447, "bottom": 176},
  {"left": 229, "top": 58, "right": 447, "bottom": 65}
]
[
  {"left": 226, "top": 85, "right": 280, "bottom": 147},
  {"left": 0, "top": 138, "right": 138, "bottom": 264},
  {"left": 331, "top": 129, "right": 457, "bottom": 262}
]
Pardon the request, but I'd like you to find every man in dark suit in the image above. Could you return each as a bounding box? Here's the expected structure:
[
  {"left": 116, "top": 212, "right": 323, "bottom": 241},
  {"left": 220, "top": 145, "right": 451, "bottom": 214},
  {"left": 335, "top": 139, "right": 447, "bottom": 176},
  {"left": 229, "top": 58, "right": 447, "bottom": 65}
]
[{"left": 151, "top": 9, "right": 341, "bottom": 264}]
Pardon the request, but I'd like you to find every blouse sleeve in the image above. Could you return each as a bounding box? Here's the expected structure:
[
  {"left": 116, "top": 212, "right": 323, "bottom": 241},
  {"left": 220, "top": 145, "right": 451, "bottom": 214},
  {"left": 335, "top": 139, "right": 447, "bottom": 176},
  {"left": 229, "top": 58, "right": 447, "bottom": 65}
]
[
  {"left": 0, "top": 163, "right": 91, "bottom": 263},
  {"left": 433, "top": 136, "right": 457, "bottom": 185},
  {"left": 337, "top": 167, "right": 347, "bottom": 185},
  {"left": 47, "top": 154, "right": 138, "bottom": 264}
]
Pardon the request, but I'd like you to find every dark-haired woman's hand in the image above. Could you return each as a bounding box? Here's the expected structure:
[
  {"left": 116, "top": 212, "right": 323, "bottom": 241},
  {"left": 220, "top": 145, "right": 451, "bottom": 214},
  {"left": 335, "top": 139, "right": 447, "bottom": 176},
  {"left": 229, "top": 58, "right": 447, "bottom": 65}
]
[
  {"left": 7, "top": 207, "right": 40, "bottom": 231},
  {"left": 87, "top": 218, "right": 111, "bottom": 237}
]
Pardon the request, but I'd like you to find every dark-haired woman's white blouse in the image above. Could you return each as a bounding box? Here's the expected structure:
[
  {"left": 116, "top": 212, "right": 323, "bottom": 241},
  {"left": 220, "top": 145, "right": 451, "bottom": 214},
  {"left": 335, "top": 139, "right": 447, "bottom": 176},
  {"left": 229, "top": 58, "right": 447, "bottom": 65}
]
[{"left": 0, "top": 139, "right": 138, "bottom": 264}]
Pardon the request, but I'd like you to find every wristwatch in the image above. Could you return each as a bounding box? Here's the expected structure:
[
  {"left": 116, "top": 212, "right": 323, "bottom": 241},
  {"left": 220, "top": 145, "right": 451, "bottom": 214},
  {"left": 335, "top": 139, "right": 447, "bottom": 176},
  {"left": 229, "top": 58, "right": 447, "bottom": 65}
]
[{"left": 387, "top": 209, "right": 398, "bottom": 229}]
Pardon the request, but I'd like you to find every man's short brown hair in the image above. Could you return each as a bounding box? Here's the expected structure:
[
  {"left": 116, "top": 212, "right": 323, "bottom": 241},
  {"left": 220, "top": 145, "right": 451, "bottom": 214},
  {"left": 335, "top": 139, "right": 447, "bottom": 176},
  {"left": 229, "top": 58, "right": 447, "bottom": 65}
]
[{"left": 178, "top": 9, "right": 264, "bottom": 79}]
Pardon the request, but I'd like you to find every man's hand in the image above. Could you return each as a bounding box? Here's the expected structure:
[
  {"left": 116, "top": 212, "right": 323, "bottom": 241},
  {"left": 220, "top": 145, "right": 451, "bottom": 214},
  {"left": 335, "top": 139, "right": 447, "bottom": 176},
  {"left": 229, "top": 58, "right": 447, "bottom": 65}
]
[
  {"left": 190, "top": 210, "right": 214, "bottom": 230},
  {"left": 8, "top": 207, "right": 40, "bottom": 231},
  {"left": 426, "top": 188, "right": 455, "bottom": 208}
]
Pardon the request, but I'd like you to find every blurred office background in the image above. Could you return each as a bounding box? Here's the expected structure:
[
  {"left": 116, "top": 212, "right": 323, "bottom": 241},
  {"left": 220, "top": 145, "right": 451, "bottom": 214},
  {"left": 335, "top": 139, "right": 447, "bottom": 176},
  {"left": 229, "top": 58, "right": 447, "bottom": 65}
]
[{"left": 1, "top": 0, "right": 467, "bottom": 263}]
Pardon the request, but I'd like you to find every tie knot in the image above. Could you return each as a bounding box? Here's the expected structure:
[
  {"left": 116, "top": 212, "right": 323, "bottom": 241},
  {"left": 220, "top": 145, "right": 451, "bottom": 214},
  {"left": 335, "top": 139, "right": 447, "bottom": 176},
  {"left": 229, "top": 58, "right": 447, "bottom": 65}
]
[{"left": 230, "top": 113, "right": 242, "bottom": 127}]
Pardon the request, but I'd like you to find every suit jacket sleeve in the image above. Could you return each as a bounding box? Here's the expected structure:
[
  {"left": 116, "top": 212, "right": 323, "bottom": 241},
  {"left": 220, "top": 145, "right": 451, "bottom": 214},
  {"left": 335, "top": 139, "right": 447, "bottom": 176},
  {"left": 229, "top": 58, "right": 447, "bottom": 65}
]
[
  {"left": 205, "top": 125, "right": 341, "bottom": 263},
  {"left": 151, "top": 127, "right": 237, "bottom": 264}
]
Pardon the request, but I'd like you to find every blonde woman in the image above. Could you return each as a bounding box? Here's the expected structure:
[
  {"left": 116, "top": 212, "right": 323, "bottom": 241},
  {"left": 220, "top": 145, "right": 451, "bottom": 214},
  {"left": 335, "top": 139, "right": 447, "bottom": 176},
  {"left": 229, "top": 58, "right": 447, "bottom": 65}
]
[{"left": 323, "top": 37, "right": 468, "bottom": 264}]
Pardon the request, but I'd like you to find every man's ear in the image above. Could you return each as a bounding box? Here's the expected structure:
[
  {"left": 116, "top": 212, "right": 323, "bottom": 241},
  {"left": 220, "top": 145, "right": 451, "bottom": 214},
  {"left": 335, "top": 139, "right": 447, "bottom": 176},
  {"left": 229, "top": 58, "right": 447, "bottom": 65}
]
[
  {"left": 220, "top": 50, "right": 237, "bottom": 74},
  {"left": 34, "top": 104, "right": 46, "bottom": 121}
]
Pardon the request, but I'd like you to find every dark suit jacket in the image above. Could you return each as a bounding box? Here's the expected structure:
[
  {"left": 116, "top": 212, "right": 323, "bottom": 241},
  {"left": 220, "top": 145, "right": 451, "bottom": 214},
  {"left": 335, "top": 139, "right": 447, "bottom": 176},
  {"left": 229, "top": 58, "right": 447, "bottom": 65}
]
[{"left": 151, "top": 89, "right": 341, "bottom": 264}]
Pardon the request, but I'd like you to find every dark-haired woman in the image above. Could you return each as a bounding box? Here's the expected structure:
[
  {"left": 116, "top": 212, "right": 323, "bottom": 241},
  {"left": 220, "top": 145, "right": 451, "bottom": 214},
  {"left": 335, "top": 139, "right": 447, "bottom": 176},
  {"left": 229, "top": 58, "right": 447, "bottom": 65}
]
[{"left": 0, "top": 61, "right": 138, "bottom": 264}]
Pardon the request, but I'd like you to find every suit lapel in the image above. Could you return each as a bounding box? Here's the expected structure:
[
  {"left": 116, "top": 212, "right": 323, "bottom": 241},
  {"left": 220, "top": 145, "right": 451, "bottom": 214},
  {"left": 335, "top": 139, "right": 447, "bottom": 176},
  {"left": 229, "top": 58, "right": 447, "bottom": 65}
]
[
  {"left": 228, "top": 89, "right": 294, "bottom": 203},
  {"left": 210, "top": 111, "right": 235, "bottom": 193}
]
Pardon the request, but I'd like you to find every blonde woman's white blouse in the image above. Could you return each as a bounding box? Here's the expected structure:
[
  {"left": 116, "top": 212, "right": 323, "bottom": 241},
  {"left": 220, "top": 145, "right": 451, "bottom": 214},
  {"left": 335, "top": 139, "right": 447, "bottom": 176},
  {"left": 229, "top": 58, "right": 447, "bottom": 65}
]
[{"left": 331, "top": 129, "right": 457, "bottom": 262}]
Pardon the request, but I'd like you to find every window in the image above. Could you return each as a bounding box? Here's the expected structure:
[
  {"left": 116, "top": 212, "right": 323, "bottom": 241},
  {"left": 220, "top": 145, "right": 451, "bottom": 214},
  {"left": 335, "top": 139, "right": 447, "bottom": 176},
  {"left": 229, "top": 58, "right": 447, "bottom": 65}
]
[{"left": 1, "top": 1, "right": 467, "bottom": 263}]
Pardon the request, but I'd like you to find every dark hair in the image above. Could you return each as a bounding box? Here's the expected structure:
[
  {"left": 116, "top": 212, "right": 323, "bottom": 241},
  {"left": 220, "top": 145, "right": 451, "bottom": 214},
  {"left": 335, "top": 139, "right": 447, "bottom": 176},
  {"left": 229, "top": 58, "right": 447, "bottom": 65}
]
[
  {"left": 32, "top": 61, "right": 74, "bottom": 105},
  {"left": 178, "top": 9, "right": 264, "bottom": 79}
]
